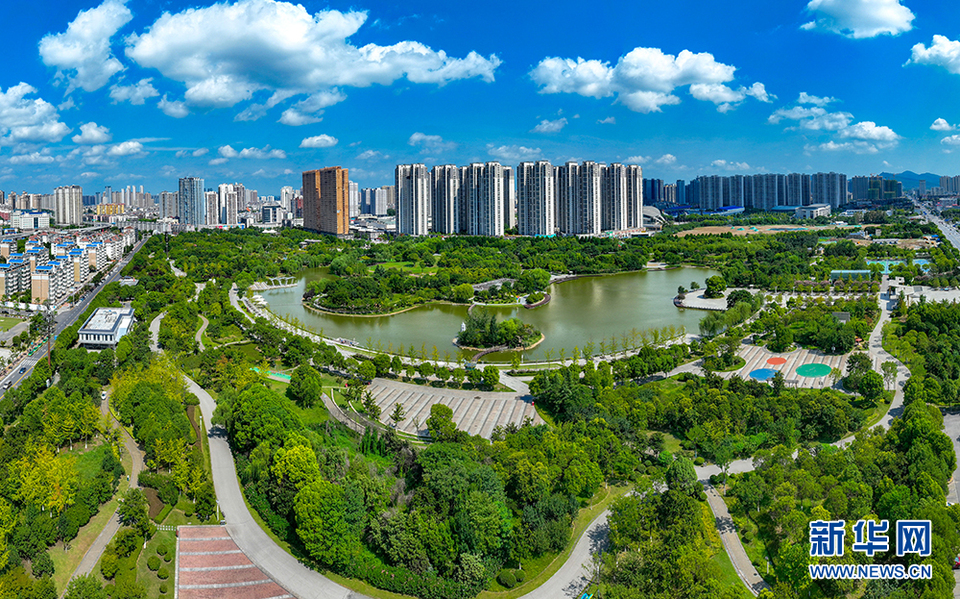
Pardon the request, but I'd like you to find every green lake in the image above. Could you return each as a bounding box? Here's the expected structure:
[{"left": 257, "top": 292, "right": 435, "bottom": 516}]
[{"left": 258, "top": 266, "right": 719, "bottom": 362}]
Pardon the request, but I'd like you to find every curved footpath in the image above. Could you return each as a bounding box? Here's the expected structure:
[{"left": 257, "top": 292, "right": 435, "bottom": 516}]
[{"left": 196, "top": 315, "right": 208, "bottom": 352}]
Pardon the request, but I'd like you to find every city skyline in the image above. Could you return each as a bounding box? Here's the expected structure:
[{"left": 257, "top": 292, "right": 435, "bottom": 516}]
[{"left": 2, "top": 0, "right": 960, "bottom": 194}]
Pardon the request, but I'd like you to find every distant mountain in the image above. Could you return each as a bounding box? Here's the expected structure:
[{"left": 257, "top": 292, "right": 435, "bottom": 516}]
[{"left": 880, "top": 171, "right": 942, "bottom": 190}]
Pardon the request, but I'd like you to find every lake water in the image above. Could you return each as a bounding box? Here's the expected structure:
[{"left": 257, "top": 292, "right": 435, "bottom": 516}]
[{"left": 259, "top": 267, "right": 719, "bottom": 362}]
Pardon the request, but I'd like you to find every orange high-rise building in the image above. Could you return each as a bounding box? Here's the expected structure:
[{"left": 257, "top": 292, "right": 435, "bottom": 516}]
[{"left": 302, "top": 167, "right": 349, "bottom": 236}]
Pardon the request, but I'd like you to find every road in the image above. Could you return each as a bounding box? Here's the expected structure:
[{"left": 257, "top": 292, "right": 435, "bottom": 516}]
[{"left": 0, "top": 237, "right": 147, "bottom": 392}]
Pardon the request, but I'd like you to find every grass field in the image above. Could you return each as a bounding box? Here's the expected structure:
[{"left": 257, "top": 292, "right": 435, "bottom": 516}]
[
  {"left": 0, "top": 316, "right": 23, "bottom": 332},
  {"left": 368, "top": 261, "right": 438, "bottom": 275}
]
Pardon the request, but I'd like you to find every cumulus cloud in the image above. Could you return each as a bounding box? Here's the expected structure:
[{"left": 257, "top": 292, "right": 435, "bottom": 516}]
[
  {"left": 625, "top": 155, "right": 649, "bottom": 163},
  {"left": 487, "top": 144, "right": 541, "bottom": 161},
  {"left": 158, "top": 95, "right": 189, "bottom": 118},
  {"left": 8, "top": 151, "right": 56, "bottom": 165},
  {"left": 109, "top": 78, "right": 159, "bottom": 105},
  {"left": 209, "top": 158, "right": 228, "bottom": 165},
  {"left": 798, "top": 91, "right": 836, "bottom": 106},
  {"left": 217, "top": 144, "right": 285, "bottom": 158},
  {"left": 38, "top": 0, "right": 132, "bottom": 92},
  {"left": 598, "top": 116, "right": 616, "bottom": 124},
  {"left": 530, "top": 47, "right": 770, "bottom": 113},
  {"left": 277, "top": 90, "right": 346, "bottom": 125},
  {"left": 108, "top": 140, "right": 143, "bottom": 156},
  {"left": 72, "top": 122, "right": 111, "bottom": 144},
  {"left": 409, "top": 132, "right": 456, "bottom": 153},
  {"left": 655, "top": 154, "right": 677, "bottom": 165},
  {"left": 909, "top": 35, "right": 960, "bottom": 75},
  {"left": 941, "top": 135, "right": 960, "bottom": 146},
  {"left": 123, "top": 0, "right": 500, "bottom": 116},
  {"left": 300, "top": 135, "right": 338, "bottom": 148},
  {"left": 0, "top": 83, "right": 71, "bottom": 143},
  {"left": 801, "top": 0, "right": 914, "bottom": 38},
  {"left": 931, "top": 118, "right": 954, "bottom": 131},
  {"left": 711, "top": 159, "right": 750, "bottom": 171},
  {"left": 357, "top": 149, "right": 385, "bottom": 159},
  {"left": 175, "top": 148, "right": 209, "bottom": 158},
  {"left": 80, "top": 171, "right": 100, "bottom": 178},
  {"left": 770, "top": 97, "right": 899, "bottom": 152},
  {"left": 532, "top": 117, "right": 567, "bottom": 133}
]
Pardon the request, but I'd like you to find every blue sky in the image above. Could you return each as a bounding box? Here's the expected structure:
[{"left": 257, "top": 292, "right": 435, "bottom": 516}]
[{"left": 2, "top": 0, "right": 960, "bottom": 196}]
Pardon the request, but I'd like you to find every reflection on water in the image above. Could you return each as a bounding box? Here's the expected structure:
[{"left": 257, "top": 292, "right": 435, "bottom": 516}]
[{"left": 260, "top": 267, "right": 719, "bottom": 362}]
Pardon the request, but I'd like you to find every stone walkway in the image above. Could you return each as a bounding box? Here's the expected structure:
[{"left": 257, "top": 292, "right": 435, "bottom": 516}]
[
  {"left": 704, "top": 485, "right": 770, "bottom": 595},
  {"left": 368, "top": 378, "right": 541, "bottom": 439},
  {"left": 176, "top": 525, "right": 292, "bottom": 599}
]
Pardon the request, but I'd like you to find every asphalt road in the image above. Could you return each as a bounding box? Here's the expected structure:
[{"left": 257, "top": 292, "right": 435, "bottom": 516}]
[{"left": 0, "top": 237, "right": 146, "bottom": 392}]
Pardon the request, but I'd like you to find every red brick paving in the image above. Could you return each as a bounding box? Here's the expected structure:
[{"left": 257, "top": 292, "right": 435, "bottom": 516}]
[{"left": 176, "top": 526, "right": 292, "bottom": 599}]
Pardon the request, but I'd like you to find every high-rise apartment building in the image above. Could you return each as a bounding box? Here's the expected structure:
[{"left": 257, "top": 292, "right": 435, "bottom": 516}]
[
  {"left": 502, "top": 166, "right": 516, "bottom": 230},
  {"left": 280, "top": 186, "right": 295, "bottom": 213},
  {"left": 811, "top": 172, "right": 847, "bottom": 208},
  {"left": 218, "top": 184, "right": 239, "bottom": 226},
  {"left": 54, "top": 185, "right": 82, "bottom": 226},
  {"left": 431, "top": 165, "right": 460, "bottom": 234},
  {"left": 517, "top": 161, "right": 555, "bottom": 236},
  {"left": 178, "top": 177, "right": 205, "bottom": 226},
  {"left": 159, "top": 191, "right": 178, "bottom": 218},
  {"left": 348, "top": 181, "right": 360, "bottom": 219},
  {"left": 302, "top": 167, "right": 349, "bottom": 235},
  {"left": 601, "top": 164, "right": 628, "bottom": 232},
  {"left": 205, "top": 191, "right": 219, "bottom": 226},
  {"left": 396, "top": 164, "right": 429, "bottom": 236}
]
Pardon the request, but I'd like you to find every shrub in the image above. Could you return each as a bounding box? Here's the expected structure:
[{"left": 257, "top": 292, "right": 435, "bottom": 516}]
[
  {"left": 148, "top": 555, "right": 161, "bottom": 571},
  {"left": 514, "top": 569, "right": 526, "bottom": 583},
  {"left": 697, "top": 490, "right": 708, "bottom": 502},
  {"left": 163, "top": 552, "right": 172, "bottom": 563},
  {"left": 156, "top": 544, "right": 168, "bottom": 557},
  {"left": 159, "top": 582, "right": 169, "bottom": 595},
  {"left": 100, "top": 552, "right": 119, "bottom": 579},
  {"left": 31, "top": 550, "right": 54, "bottom": 578},
  {"left": 694, "top": 457, "right": 705, "bottom": 466},
  {"left": 497, "top": 571, "right": 516, "bottom": 588},
  {"left": 157, "top": 567, "right": 170, "bottom": 580}
]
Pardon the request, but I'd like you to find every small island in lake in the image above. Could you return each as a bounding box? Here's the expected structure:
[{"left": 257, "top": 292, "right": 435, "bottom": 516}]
[{"left": 456, "top": 308, "right": 542, "bottom": 350}]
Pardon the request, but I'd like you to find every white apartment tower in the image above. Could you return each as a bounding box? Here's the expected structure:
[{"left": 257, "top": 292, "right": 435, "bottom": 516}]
[
  {"left": 348, "top": 181, "right": 360, "bottom": 218},
  {"left": 54, "top": 185, "right": 82, "bottom": 226},
  {"left": 601, "top": 164, "right": 628, "bottom": 232},
  {"left": 517, "top": 161, "right": 555, "bottom": 237},
  {"left": 577, "top": 161, "right": 602, "bottom": 235},
  {"left": 502, "top": 166, "right": 516, "bottom": 230},
  {"left": 218, "top": 184, "right": 238, "bottom": 226},
  {"left": 396, "top": 164, "right": 429, "bottom": 236},
  {"left": 205, "top": 191, "right": 219, "bottom": 226},
  {"left": 431, "top": 165, "right": 460, "bottom": 234},
  {"left": 811, "top": 172, "right": 847, "bottom": 208},
  {"left": 280, "top": 186, "right": 296, "bottom": 212},
  {"left": 625, "top": 164, "right": 643, "bottom": 229}
]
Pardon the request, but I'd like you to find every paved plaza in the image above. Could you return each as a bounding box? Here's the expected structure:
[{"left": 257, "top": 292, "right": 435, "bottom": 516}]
[
  {"left": 725, "top": 343, "right": 849, "bottom": 388},
  {"left": 368, "top": 378, "right": 542, "bottom": 439},
  {"left": 176, "top": 525, "right": 292, "bottom": 599}
]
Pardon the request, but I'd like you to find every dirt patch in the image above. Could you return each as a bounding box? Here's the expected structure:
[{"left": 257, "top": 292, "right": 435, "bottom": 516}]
[
  {"left": 144, "top": 487, "right": 164, "bottom": 519},
  {"left": 186, "top": 405, "right": 201, "bottom": 449}
]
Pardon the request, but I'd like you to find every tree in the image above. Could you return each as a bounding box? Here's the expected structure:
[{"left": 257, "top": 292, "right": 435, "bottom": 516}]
[
  {"left": 390, "top": 402, "right": 406, "bottom": 428},
  {"left": 467, "top": 368, "right": 484, "bottom": 386},
  {"left": 295, "top": 479, "right": 354, "bottom": 568},
  {"left": 287, "top": 364, "right": 323, "bottom": 408},
  {"left": 65, "top": 573, "right": 107, "bottom": 599},
  {"left": 881, "top": 360, "right": 898, "bottom": 390},
  {"left": 118, "top": 488, "right": 150, "bottom": 537},
  {"left": 665, "top": 457, "right": 699, "bottom": 495},
  {"left": 482, "top": 365, "right": 500, "bottom": 388},
  {"left": 361, "top": 391, "right": 381, "bottom": 420},
  {"left": 829, "top": 367, "right": 843, "bottom": 388},
  {"left": 452, "top": 368, "right": 466, "bottom": 387},
  {"left": 845, "top": 351, "right": 871, "bottom": 391},
  {"left": 452, "top": 283, "right": 474, "bottom": 303},
  {"left": 859, "top": 370, "right": 884, "bottom": 401},
  {"left": 426, "top": 403, "right": 458, "bottom": 442},
  {"left": 703, "top": 275, "right": 727, "bottom": 299},
  {"left": 356, "top": 360, "right": 376, "bottom": 382}
]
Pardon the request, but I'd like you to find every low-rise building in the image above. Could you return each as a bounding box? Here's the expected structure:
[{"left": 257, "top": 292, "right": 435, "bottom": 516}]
[
  {"left": 78, "top": 307, "right": 135, "bottom": 349},
  {"left": 795, "top": 203, "right": 831, "bottom": 219},
  {"left": 11, "top": 210, "right": 50, "bottom": 230},
  {"left": 68, "top": 248, "right": 88, "bottom": 283}
]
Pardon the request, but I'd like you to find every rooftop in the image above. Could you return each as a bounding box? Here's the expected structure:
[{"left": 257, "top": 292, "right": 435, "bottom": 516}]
[{"left": 80, "top": 307, "right": 135, "bottom": 333}]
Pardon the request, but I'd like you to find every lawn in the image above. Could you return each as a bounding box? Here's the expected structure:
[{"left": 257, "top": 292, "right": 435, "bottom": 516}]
[
  {"left": 367, "top": 261, "right": 438, "bottom": 275},
  {"left": 0, "top": 316, "right": 23, "bottom": 331}
]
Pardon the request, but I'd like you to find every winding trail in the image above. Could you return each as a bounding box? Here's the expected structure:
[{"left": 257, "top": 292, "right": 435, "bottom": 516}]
[{"left": 196, "top": 315, "right": 209, "bottom": 352}]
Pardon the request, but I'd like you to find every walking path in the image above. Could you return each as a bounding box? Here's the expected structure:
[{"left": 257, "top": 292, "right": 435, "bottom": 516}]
[
  {"left": 62, "top": 391, "right": 144, "bottom": 589},
  {"left": 704, "top": 485, "right": 769, "bottom": 595},
  {"left": 196, "top": 315, "right": 208, "bottom": 352}
]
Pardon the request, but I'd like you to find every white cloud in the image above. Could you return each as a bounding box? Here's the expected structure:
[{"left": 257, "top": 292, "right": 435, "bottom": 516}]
[
  {"left": 409, "top": 132, "right": 456, "bottom": 153},
  {"left": 815, "top": 140, "right": 880, "bottom": 153},
  {"left": 531, "top": 47, "right": 770, "bottom": 113},
  {"left": 0, "top": 83, "right": 71, "bottom": 144},
  {"left": 625, "top": 155, "right": 648, "bottom": 163},
  {"left": 209, "top": 158, "right": 228, "bottom": 165},
  {"left": 801, "top": 0, "right": 914, "bottom": 39},
  {"left": 218, "top": 144, "right": 286, "bottom": 158},
  {"left": 941, "top": 135, "right": 960, "bottom": 146},
  {"left": 108, "top": 140, "right": 143, "bottom": 156},
  {"left": 38, "top": 0, "right": 132, "bottom": 92},
  {"left": 909, "top": 35, "right": 960, "bottom": 75},
  {"left": 711, "top": 159, "right": 750, "bottom": 171},
  {"left": 655, "top": 154, "right": 677, "bottom": 165},
  {"left": 277, "top": 90, "right": 346, "bottom": 125},
  {"left": 80, "top": 171, "right": 100, "bottom": 178},
  {"left": 356, "top": 149, "right": 385, "bottom": 159},
  {"left": 8, "top": 151, "right": 56, "bottom": 165},
  {"left": 300, "top": 135, "right": 338, "bottom": 148},
  {"left": 175, "top": 148, "right": 209, "bottom": 158},
  {"left": 72, "top": 122, "right": 111, "bottom": 144},
  {"left": 123, "top": 0, "right": 500, "bottom": 114},
  {"left": 532, "top": 117, "right": 567, "bottom": 133},
  {"left": 109, "top": 78, "right": 159, "bottom": 105},
  {"left": 798, "top": 91, "right": 836, "bottom": 106},
  {"left": 158, "top": 95, "right": 189, "bottom": 118},
  {"left": 838, "top": 120, "right": 899, "bottom": 142},
  {"left": 931, "top": 118, "right": 954, "bottom": 131},
  {"left": 598, "top": 116, "right": 616, "bottom": 125},
  {"left": 487, "top": 144, "right": 541, "bottom": 161}
]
